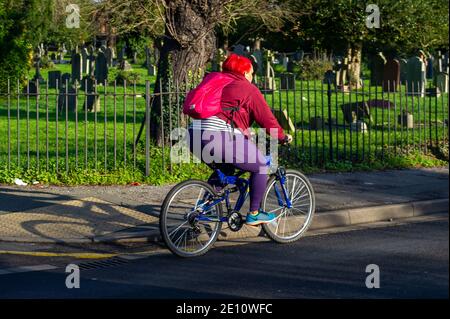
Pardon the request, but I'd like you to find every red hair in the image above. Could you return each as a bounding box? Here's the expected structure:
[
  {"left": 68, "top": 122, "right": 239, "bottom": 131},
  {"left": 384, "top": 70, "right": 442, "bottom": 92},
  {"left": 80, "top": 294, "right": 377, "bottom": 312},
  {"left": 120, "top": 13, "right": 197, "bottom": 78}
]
[{"left": 222, "top": 53, "right": 252, "bottom": 75}]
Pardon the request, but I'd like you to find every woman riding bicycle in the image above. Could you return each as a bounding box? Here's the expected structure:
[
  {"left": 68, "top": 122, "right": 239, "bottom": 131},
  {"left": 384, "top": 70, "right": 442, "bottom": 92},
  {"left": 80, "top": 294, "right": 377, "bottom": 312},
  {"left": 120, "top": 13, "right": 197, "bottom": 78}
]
[{"left": 188, "top": 53, "right": 292, "bottom": 226}]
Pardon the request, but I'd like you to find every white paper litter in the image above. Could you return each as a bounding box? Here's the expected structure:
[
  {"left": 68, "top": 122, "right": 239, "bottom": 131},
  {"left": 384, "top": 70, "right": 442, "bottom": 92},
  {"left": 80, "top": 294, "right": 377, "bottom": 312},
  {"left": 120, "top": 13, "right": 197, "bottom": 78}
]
[{"left": 14, "top": 178, "right": 28, "bottom": 186}]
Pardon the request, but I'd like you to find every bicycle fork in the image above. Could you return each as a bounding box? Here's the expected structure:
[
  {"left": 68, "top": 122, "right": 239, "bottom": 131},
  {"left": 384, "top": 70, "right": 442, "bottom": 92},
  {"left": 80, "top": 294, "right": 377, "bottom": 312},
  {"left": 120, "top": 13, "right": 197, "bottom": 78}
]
[{"left": 273, "top": 167, "right": 293, "bottom": 209}]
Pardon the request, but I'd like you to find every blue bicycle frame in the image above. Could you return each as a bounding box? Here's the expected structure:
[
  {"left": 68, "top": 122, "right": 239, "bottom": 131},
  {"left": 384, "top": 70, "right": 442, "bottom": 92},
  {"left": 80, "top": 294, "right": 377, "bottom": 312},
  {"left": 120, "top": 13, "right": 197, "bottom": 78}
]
[{"left": 196, "top": 155, "right": 293, "bottom": 223}]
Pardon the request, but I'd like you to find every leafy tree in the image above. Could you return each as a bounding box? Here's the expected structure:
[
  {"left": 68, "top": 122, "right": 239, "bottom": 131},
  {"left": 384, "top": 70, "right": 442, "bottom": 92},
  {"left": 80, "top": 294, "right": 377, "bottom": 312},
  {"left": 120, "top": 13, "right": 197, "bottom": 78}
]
[
  {"left": 296, "top": 0, "right": 449, "bottom": 87},
  {"left": 47, "top": 0, "right": 97, "bottom": 48},
  {"left": 95, "top": 0, "right": 295, "bottom": 144},
  {"left": 0, "top": 0, "right": 33, "bottom": 91}
]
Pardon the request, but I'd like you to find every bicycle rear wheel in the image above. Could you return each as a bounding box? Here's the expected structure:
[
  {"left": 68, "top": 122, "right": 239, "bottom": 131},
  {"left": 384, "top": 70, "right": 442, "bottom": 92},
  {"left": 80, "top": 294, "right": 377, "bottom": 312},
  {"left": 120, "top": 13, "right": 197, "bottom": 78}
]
[
  {"left": 159, "top": 180, "right": 223, "bottom": 257},
  {"left": 261, "top": 169, "right": 315, "bottom": 243}
]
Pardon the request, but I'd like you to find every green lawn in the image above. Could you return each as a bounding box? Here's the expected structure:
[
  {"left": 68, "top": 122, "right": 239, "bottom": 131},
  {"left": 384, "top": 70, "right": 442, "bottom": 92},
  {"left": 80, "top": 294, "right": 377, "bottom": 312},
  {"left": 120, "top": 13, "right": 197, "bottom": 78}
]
[
  {"left": 0, "top": 60, "right": 448, "bottom": 185},
  {"left": 260, "top": 78, "right": 448, "bottom": 165}
]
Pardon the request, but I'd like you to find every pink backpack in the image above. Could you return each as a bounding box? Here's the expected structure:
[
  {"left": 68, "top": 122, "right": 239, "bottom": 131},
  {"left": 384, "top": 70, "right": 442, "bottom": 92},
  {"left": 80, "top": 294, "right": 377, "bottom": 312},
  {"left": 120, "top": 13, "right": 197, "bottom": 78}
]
[{"left": 183, "top": 72, "right": 234, "bottom": 119}]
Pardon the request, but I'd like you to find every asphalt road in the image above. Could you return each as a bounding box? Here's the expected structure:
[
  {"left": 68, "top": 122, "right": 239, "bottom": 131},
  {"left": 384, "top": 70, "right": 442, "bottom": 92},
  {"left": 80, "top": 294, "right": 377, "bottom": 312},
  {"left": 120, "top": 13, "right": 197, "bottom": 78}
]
[{"left": 0, "top": 215, "right": 448, "bottom": 299}]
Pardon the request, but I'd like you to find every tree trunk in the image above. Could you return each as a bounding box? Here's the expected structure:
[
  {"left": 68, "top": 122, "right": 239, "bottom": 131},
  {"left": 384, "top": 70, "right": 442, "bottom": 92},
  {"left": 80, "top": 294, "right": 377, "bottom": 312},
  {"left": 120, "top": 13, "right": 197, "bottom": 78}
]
[
  {"left": 149, "top": 1, "right": 219, "bottom": 146},
  {"left": 347, "top": 43, "right": 362, "bottom": 89}
]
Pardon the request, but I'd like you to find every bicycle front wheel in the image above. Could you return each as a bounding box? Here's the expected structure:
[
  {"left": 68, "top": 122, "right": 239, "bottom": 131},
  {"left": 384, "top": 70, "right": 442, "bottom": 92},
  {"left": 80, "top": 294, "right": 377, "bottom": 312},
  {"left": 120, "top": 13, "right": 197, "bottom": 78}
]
[
  {"left": 261, "top": 169, "right": 315, "bottom": 243},
  {"left": 159, "top": 180, "right": 223, "bottom": 257}
]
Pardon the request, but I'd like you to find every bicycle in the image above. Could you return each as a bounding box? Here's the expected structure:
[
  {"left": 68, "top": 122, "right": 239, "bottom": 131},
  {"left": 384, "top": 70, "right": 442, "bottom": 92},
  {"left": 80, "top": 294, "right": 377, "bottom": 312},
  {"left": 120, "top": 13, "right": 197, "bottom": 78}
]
[{"left": 159, "top": 143, "right": 315, "bottom": 258}]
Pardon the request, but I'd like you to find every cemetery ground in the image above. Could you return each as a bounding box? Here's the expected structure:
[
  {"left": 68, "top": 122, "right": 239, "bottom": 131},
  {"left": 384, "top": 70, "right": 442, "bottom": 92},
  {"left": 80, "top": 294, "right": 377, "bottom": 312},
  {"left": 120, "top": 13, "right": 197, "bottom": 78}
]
[{"left": 0, "top": 60, "right": 448, "bottom": 186}]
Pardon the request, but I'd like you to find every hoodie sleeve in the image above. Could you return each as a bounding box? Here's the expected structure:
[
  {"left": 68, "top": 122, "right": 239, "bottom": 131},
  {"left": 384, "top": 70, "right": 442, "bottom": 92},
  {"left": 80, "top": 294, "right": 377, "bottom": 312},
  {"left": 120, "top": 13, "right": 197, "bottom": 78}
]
[{"left": 248, "top": 85, "right": 286, "bottom": 141}]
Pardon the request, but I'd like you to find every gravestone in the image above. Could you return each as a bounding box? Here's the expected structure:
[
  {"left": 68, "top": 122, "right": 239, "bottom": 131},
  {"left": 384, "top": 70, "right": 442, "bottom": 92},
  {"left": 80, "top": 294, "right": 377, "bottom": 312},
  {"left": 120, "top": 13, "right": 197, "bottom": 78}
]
[
  {"left": 71, "top": 52, "right": 83, "bottom": 82},
  {"left": 132, "top": 50, "right": 138, "bottom": 64},
  {"left": 435, "top": 51, "right": 443, "bottom": 73},
  {"left": 399, "top": 59, "right": 408, "bottom": 83},
  {"left": 350, "top": 121, "right": 368, "bottom": 133},
  {"left": 148, "top": 64, "right": 156, "bottom": 76},
  {"left": 88, "top": 46, "right": 96, "bottom": 78},
  {"left": 280, "top": 73, "right": 295, "bottom": 90},
  {"left": 281, "top": 54, "right": 288, "bottom": 70},
  {"left": 425, "top": 87, "right": 441, "bottom": 97},
  {"left": 333, "top": 58, "right": 343, "bottom": 87},
  {"left": 232, "top": 44, "right": 246, "bottom": 56},
  {"left": 118, "top": 46, "right": 126, "bottom": 62},
  {"left": 48, "top": 71, "right": 62, "bottom": 89},
  {"left": 154, "top": 47, "right": 160, "bottom": 65},
  {"left": 382, "top": 59, "right": 400, "bottom": 92},
  {"left": 32, "top": 50, "right": 44, "bottom": 83},
  {"left": 95, "top": 51, "right": 108, "bottom": 85},
  {"left": 341, "top": 102, "right": 371, "bottom": 124},
  {"left": 144, "top": 47, "right": 151, "bottom": 68},
  {"left": 38, "top": 43, "right": 45, "bottom": 57},
  {"left": 434, "top": 53, "right": 449, "bottom": 93},
  {"left": 436, "top": 73, "right": 449, "bottom": 93},
  {"left": 260, "top": 49, "right": 276, "bottom": 90},
  {"left": 57, "top": 45, "right": 64, "bottom": 62},
  {"left": 105, "top": 47, "right": 114, "bottom": 67},
  {"left": 309, "top": 117, "right": 324, "bottom": 130},
  {"left": 119, "top": 60, "right": 132, "bottom": 71},
  {"left": 294, "top": 50, "right": 304, "bottom": 62},
  {"left": 334, "top": 58, "right": 350, "bottom": 91},
  {"left": 287, "top": 60, "right": 295, "bottom": 73},
  {"left": 61, "top": 73, "right": 71, "bottom": 85},
  {"left": 370, "top": 52, "right": 386, "bottom": 86},
  {"left": 398, "top": 111, "right": 414, "bottom": 129},
  {"left": 367, "top": 99, "right": 392, "bottom": 109},
  {"left": 81, "top": 77, "right": 100, "bottom": 112},
  {"left": 252, "top": 49, "right": 264, "bottom": 76},
  {"left": 81, "top": 76, "right": 94, "bottom": 92},
  {"left": 57, "top": 84, "right": 77, "bottom": 113},
  {"left": 81, "top": 47, "right": 89, "bottom": 74},
  {"left": 406, "top": 56, "right": 426, "bottom": 97},
  {"left": 273, "top": 109, "right": 295, "bottom": 132},
  {"left": 24, "top": 81, "right": 39, "bottom": 95},
  {"left": 426, "top": 57, "right": 434, "bottom": 79}
]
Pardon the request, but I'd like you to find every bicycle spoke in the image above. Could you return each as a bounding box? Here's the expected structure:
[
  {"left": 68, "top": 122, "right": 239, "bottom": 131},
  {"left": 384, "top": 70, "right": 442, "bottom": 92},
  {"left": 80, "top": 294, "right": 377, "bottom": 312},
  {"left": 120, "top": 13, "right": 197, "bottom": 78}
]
[
  {"left": 162, "top": 181, "right": 223, "bottom": 256},
  {"left": 266, "top": 206, "right": 285, "bottom": 214},
  {"left": 168, "top": 221, "right": 189, "bottom": 238},
  {"left": 290, "top": 207, "right": 308, "bottom": 215},
  {"left": 291, "top": 192, "right": 310, "bottom": 204},
  {"left": 290, "top": 178, "right": 296, "bottom": 199},
  {"left": 262, "top": 172, "right": 315, "bottom": 242},
  {"left": 173, "top": 228, "right": 189, "bottom": 247},
  {"left": 291, "top": 184, "right": 306, "bottom": 202}
]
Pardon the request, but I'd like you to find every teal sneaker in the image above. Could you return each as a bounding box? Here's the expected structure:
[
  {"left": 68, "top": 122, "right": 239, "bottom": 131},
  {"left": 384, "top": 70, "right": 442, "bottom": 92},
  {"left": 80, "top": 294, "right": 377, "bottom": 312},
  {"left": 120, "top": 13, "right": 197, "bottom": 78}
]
[{"left": 246, "top": 210, "right": 277, "bottom": 226}]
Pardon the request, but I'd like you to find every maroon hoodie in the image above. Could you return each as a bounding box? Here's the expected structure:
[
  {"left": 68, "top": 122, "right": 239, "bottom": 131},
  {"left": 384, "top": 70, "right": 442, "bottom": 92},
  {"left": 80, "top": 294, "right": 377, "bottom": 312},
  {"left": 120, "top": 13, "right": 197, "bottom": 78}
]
[{"left": 216, "top": 71, "right": 286, "bottom": 141}]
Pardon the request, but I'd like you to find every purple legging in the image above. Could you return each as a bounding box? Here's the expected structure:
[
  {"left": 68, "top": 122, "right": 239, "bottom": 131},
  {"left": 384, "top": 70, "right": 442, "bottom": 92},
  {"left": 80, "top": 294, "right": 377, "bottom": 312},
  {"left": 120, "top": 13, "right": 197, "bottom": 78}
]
[{"left": 188, "top": 129, "right": 268, "bottom": 212}]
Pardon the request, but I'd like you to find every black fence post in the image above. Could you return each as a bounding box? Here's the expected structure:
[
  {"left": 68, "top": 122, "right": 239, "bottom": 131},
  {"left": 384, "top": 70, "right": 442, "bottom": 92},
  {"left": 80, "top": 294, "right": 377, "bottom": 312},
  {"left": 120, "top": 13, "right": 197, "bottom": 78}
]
[{"left": 324, "top": 71, "right": 334, "bottom": 161}]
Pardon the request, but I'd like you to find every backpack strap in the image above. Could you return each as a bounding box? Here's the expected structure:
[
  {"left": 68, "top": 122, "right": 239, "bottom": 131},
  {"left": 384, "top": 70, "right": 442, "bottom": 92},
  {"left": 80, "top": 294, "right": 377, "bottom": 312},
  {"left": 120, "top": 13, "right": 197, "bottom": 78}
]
[{"left": 221, "top": 104, "right": 240, "bottom": 139}]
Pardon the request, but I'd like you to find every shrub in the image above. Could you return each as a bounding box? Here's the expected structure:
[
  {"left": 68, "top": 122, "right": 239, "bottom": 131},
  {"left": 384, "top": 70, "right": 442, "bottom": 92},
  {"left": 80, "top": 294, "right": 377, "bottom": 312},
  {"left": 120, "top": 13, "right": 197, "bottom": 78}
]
[
  {"left": 39, "top": 55, "right": 55, "bottom": 69},
  {"left": 114, "top": 70, "right": 141, "bottom": 85},
  {"left": 297, "top": 57, "right": 333, "bottom": 81}
]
